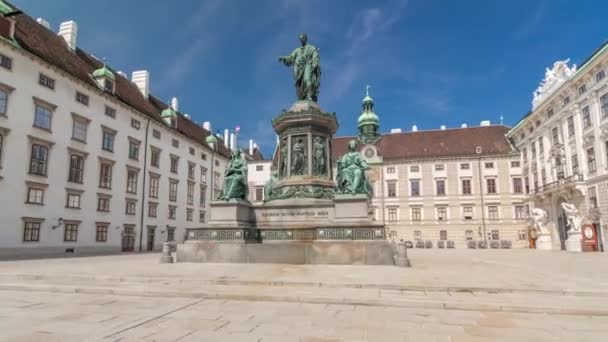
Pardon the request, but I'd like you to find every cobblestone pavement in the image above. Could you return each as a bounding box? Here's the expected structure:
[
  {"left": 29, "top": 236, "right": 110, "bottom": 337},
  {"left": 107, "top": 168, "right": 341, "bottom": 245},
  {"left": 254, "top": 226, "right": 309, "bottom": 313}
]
[{"left": 0, "top": 249, "right": 607, "bottom": 341}]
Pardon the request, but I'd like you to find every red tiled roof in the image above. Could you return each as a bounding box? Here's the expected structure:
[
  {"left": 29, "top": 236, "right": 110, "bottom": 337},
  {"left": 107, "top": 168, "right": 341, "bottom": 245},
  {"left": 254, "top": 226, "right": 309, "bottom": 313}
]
[
  {"left": 8, "top": 8, "right": 229, "bottom": 158},
  {"left": 332, "top": 125, "right": 515, "bottom": 161}
]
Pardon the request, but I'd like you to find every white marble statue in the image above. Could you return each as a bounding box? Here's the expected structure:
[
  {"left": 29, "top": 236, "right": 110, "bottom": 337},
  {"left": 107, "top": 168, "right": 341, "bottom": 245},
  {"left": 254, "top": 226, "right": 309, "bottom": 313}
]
[
  {"left": 531, "top": 208, "right": 550, "bottom": 235},
  {"left": 561, "top": 202, "right": 582, "bottom": 234},
  {"left": 532, "top": 59, "right": 577, "bottom": 109}
]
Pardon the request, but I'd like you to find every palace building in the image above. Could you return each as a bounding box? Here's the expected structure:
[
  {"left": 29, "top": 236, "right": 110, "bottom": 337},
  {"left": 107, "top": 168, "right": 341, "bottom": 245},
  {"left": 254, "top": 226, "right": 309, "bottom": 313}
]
[
  {"left": 0, "top": 4, "right": 236, "bottom": 257},
  {"left": 507, "top": 42, "right": 608, "bottom": 252}
]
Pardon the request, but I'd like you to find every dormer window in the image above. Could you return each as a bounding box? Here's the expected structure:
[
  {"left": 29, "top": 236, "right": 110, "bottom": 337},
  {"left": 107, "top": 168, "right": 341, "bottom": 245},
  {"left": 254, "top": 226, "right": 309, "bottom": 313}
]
[{"left": 92, "top": 64, "right": 116, "bottom": 94}]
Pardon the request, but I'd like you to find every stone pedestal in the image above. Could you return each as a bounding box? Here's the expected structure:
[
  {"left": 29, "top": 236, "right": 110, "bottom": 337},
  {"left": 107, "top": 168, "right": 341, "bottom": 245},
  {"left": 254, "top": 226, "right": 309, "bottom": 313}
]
[
  {"left": 159, "top": 242, "right": 174, "bottom": 263},
  {"left": 334, "top": 194, "right": 372, "bottom": 224},
  {"left": 535, "top": 234, "right": 553, "bottom": 250},
  {"left": 565, "top": 232, "right": 583, "bottom": 252},
  {"left": 394, "top": 242, "right": 411, "bottom": 267},
  {"left": 209, "top": 199, "right": 254, "bottom": 228}
]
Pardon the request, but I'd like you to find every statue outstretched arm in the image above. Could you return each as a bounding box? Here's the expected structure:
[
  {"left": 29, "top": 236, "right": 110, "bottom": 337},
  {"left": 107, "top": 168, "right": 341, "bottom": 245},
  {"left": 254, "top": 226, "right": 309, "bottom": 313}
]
[{"left": 278, "top": 49, "right": 297, "bottom": 66}]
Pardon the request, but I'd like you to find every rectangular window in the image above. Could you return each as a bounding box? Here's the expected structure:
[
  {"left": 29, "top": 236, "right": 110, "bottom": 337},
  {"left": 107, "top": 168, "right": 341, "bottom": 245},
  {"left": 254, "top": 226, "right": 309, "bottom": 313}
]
[
  {"left": 167, "top": 227, "right": 176, "bottom": 241},
  {"left": 387, "top": 208, "right": 398, "bottom": 222},
  {"left": 153, "top": 129, "right": 161, "bottom": 139},
  {"left": 602, "top": 93, "right": 608, "bottom": 118},
  {"left": 148, "top": 202, "right": 158, "bottom": 217},
  {"left": 587, "top": 147, "right": 597, "bottom": 173},
  {"left": 71, "top": 118, "right": 87, "bottom": 142},
  {"left": 126, "top": 169, "right": 138, "bottom": 193},
  {"left": 486, "top": 178, "right": 497, "bottom": 194},
  {"left": 186, "top": 208, "right": 193, "bottom": 222},
  {"left": 435, "top": 164, "right": 445, "bottom": 171},
  {"left": 128, "top": 140, "right": 140, "bottom": 160},
  {"left": 0, "top": 53, "right": 12, "bottom": 70},
  {"left": 485, "top": 162, "right": 494, "bottom": 169},
  {"left": 462, "top": 179, "right": 472, "bottom": 195},
  {"left": 511, "top": 161, "right": 520, "bottom": 168},
  {"left": 386, "top": 166, "right": 396, "bottom": 174},
  {"left": 411, "top": 208, "right": 421, "bottom": 221},
  {"left": 436, "top": 179, "right": 446, "bottom": 195},
  {"left": 582, "top": 106, "right": 591, "bottom": 128},
  {"left": 39, "top": 73, "right": 55, "bottom": 89},
  {"left": 64, "top": 224, "right": 78, "bottom": 242},
  {"left": 439, "top": 230, "right": 447, "bottom": 241},
  {"left": 131, "top": 118, "right": 141, "bottom": 130},
  {"left": 409, "top": 165, "right": 419, "bottom": 172},
  {"left": 437, "top": 207, "right": 447, "bottom": 221},
  {"left": 491, "top": 230, "right": 500, "bottom": 241},
  {"left": 579, "top": 84, "right": 587, "bottom": 95},
  {"left": 0, "top": 89, "right": 8, "bottom": 116},
  {"left": 34, "top": 104, "right": 52, "bottom": 130},
  {"left": 547, "top": 108, "right": 554, "bottom": 117},
  {"left": 200, "top": 167, "right": 207, "bottom": 183},
  {"left": 552, "top": 127, "right": 560, "bottom": 144},
  {"left": 588, "top": 187, "right": 598, "bottom": 209},
  {"left": 199, "top": 211, "right": 206, "bottom": 223},
  {"left": 169, "top": 180, "right": 178, "bottom": 202},
  {"left": 149, "top": 175, "right": 159, "bottom": 198},
  {"left": 488, "top": 206, "right": 499, "bottom": 220},
  {"left": 68, "top": 154, "right": 84, "bottom": 183},
  {"left": 515, "top": 205, "right": 526, "bottom": 219},
  {"left": 513, "top": 178, "right": 522, "bottom": 193},
  {"left": 150, "top": 148, "right": 160, "bottom": 167},
  {"left": 170, "top": 156, "right": 179, "bottom": 173},
  {"left": 188, "top": 163, "right": 195, "bottom": 179},
  {"left": 23, "top": 221, "right": 40, "bottom": 242},
  {"left": 571, "top": 154, "right": 579, "bottom": 174},
  {"left": 189, "top": 147, "right": 195, "bottom": 155},
  {"left": 201, "top": 153, "right": 207, "bottom": 161},
  {"left": 256, "top": 165, "right": 264, "bottom": 172},
  {"left": 102, "top": 130, "right": 115, "bottom": 152},
  {"left": 29, "top": 144, "right": 48, "bottom": 176},
  {"left": 563, "top": 96, "right": 570, "bottom": 105},
  {"left": 66, "top": 193, "right": 81, "bottom": 208},
  {"left": 187, "top": 182, "right": 194, "bottom": 205},
  {"left": 463, "top": 206, "right": 473, "bottom": 220},
  {"left": 460, "top": 163, "right": 470, "bottom": 170},
  {"left": 410, "top": 180, "right": 420, "bottom": 196},
  {"left": 255, "top": 187, "right": 263, "bottom": 202},
  {"left": 168, "top": 206, "right": 176, "bottom": 220},
  {"left": 105, "top": 105, "right": 116, "bottom": 118},
  {"left": 567, "top": 116, "right": 575, "bottom": 137},
  {"left": 414, "top": 230, "right": 422, "bottom": 241},
  {"left": 465, "top": 230, "right": 474, "bottom": 241},
  {"left": 126, "top": 200, "right": 136, "bottom": 215},
  {"left": 387, "top": 181, "right": 397, "bottom": 197},
  {"left": 200, "top": 185, "right": 207, "bottom": 207},
  {"left": 26, "top": 187, "right": 44, "bottom": 204},
  {"left": 97, "top": 197, "right": 110, "bottom": 212},
  {"left": 172, "top": 139, "right": 179, "bottom": 148},
  {"left": 75, "top": 92, "right": 89, "bottom": 106},
  {"left": 96, "top": 225, "right": 108, "bottom": 242},
  {"left": 597, "top": 70, "right": 606, "bottom": 82},
  {"left": 99, "top": 162, "right": 113, "bottom": 189}
]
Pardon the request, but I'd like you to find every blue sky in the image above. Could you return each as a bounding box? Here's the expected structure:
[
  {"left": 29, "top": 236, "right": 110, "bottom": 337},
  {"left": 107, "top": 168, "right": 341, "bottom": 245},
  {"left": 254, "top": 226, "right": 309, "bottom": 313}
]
[{"left": 13, "top": 0, "right": 608, "bottom": 155}]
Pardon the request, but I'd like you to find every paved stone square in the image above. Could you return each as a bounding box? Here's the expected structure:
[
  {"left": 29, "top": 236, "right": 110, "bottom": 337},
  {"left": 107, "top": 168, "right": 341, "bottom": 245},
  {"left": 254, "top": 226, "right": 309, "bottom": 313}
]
[{"left": 0, "top": 249, "right": 607, "bottom": 341}]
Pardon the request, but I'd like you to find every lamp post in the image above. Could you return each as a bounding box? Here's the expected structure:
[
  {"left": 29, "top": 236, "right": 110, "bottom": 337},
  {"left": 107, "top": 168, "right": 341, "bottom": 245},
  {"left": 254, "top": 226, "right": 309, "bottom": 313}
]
[{"left": 206, "top": 133, "right": 218, "bottom": 202}]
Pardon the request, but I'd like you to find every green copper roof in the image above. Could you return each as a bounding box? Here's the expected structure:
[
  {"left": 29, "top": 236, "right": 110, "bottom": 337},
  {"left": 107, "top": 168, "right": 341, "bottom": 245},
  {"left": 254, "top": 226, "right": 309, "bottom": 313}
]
[
  {"left": 161, "top": 106, "right": 177, "bottom": 118},
  {"left": 92, "top": 65, "right": 115, "bottom": 81},
  {"left": 362, "top": 94, "right": 373, "bottom": 103},
  {"left": 358, "top": 111, "right": 379, "bottom": 127},
  {"left": 0, "top": 1, "right": 14, "bottom": 15},
  {"left": 205, "top": 134, "right": 218, "bottom": 145}
]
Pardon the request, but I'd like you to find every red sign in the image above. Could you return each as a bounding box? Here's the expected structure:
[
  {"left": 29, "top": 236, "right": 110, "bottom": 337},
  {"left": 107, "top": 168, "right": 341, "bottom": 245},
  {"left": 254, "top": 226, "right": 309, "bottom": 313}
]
[{"left": 582, "top": 224, "right": 598, "bottom": 252}]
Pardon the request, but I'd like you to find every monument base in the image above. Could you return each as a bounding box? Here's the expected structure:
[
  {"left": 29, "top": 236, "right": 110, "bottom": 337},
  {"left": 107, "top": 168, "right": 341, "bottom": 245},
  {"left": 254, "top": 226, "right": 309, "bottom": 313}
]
[
  {"left": 176, "top": 240, "right": 395, "bottom": 265},
  {"left": 535, "top": 234, "right": 553, "bottom": 251},
  {"left": 565, "top": 233, "right": 583, "bottom": 252}
]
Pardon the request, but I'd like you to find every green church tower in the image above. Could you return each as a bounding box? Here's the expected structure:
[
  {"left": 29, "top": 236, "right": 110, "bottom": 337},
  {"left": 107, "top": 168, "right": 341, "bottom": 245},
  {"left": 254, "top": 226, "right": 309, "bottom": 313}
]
[{"left": 357, "top": 85, "right": 380, "bottom": 144}]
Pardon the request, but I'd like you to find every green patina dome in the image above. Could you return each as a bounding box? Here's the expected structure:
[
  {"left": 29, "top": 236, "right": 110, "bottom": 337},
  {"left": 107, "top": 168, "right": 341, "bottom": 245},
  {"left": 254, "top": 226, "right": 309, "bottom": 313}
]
[
  {"left": 205, "top": 134, "right": 218, "bottom": 145},
  {"left": 92, "top": 65, "right": 115, "bottom": 81},
  {"left": 357, "top": 110, "right": 379, "bottom": 127},
  {"left": 161, "top": 106, "right": 177, "bottom": 118}
]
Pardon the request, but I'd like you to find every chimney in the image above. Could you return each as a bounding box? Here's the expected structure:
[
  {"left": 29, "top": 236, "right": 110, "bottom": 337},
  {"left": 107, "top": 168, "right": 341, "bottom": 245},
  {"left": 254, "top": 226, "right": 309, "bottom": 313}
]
[
  {"left": 131, "top": 70, "right": 150, "bottom": 99},
  {"left": 36, "top": 18, "right": 51, "bottom": 30},
  {"left": 390, "top": 128, "right": 402, "bottom": 134},
  {"left": 480, "top": 120, "right": 491, "bottom": 127},
  {"left": 461, "top": 123, "right": 468, "bottom": 128},
  {"left": 117, "top": 71, "right": 127, "bottom": 78},
  {"left": 224, "top": 129, "right": 229, "bottom": 147},
  {"left": 249, "top": 139, "right": 254, "bottom": 156},
  {"left": 171, "top": 97, "right": 179, "bottom": 111},
  {"left": 440, "top": 125, "right": 446, "bottom": 130},
  {"left": 184, "top": 114, "right": 190, "bottom": 119},
  {"left": 203, "top": 121, "right": 211, "bottom": 131},
  {"left": 58, "top": 20, "right": 78, "bottom": 51},
  {"left": 229, "top": 133, "right": 236, "bottom": 150},
  {"left": 411, "top": 125, "right": 418, "bottom": 132}
]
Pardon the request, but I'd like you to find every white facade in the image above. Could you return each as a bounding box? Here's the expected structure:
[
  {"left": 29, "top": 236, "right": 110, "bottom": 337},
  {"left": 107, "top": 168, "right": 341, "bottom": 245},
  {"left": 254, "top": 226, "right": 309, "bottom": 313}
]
[
  {"left": 0, "top": 21, "right": 228, "bottom": 257},
  {"left": 508, "top": 42, "right": 608, "bottom": 252}
]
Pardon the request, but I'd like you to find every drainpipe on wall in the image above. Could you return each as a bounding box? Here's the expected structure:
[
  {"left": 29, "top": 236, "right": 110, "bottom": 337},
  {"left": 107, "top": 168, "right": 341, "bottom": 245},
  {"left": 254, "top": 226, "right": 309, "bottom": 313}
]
[{"left": 138, "top": 117, "right": 151, "bottom": 252}]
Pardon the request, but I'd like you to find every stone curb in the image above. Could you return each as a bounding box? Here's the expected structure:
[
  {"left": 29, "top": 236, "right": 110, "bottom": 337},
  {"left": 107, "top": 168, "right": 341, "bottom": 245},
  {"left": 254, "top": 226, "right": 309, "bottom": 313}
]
[
  {"left": 1, "top": 283, "right": 608, "bottom": 317},
  {"left": 1, "top": 273, "right": 607, "bottom": 298}
]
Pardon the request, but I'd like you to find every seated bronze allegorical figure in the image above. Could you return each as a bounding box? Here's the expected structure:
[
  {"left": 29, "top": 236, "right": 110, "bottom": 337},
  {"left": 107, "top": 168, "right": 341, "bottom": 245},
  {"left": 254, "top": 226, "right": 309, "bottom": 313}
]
[
  {"left": 336, "top": 140, "right": 371, "bottom": 196},
  {"left": 218, "top": 149, "right": 248, "bottom": 201}
]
